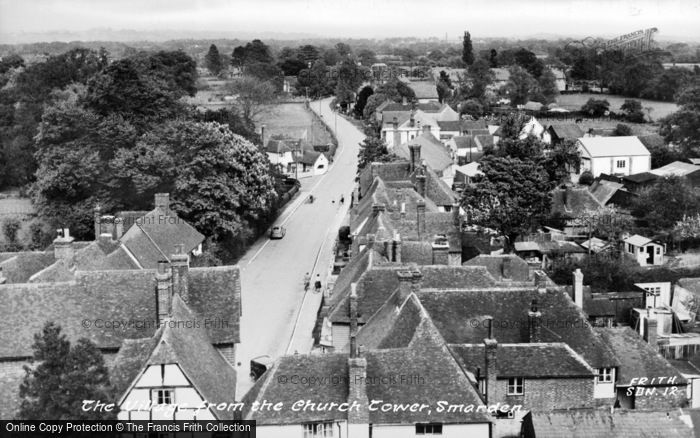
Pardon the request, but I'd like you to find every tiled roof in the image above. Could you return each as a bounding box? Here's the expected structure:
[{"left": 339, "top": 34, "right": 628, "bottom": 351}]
[
  {"left": 449, "top": 342, "right": 595, "bottom": 378},
  {"left": 623, "top": 172, "right": 658, "bottom": 184},
  {"left": 462, "top": 255, "right": 530, "bottom": 282},
  {"left": 296, "top": 150, "right": 322, "bottom": 165},
  {"left": 417, "top": 288, "right": 618, "bottom": 368},
  {"left": 589, "top": 180, "right": 625, "bottom": 205},
  {"left": 548, "top": 123, "right": 585, "bottom": 140},
  {"left": 0, "top": 251, "right": 54, "bottom": 283},
  {"left": 474, "top": 134, "right": 494, "bottom": 150},
  {"left": 120, "top": 207, "right": 204, "bottom": 269},
  {"left": 596, "top": 327, "right": 686, "bottom": 387},
  {"left": 423, "top": 165, "right": 457, "bottom": 205},
  {"left": 578, "top": 136, "right": 650, "bottom": 158},
  {"left": 380, "top": 101, "right": 443, "bottom": 113},
  {"left": 328, "top": 266, "right": 401, "bottom": 324},
  {"left": 623, "top": 234, "right": 654, "bottom": 247},
  {"left": 452, "top": 136, "right": 474, "bottom": 149},
  {"left": 246, "top": 299, "right": 491, "bottom": 425},
  {"left": 0, "top": 266, "right": 240, "bottom": 359},
  {"left": 531, "top": 409, "right": 694, "bottom": 438}
]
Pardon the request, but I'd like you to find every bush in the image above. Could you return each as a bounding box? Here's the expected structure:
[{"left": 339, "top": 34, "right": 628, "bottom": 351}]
[
  {"left": 613, "top": 123, "right": 633, "bottom": 136},
  {"left": 579, "top": 171, "right": 594, "bottom": 185},
  {"left": 28, "top": 221, "right": 53, "bottom": 250}
]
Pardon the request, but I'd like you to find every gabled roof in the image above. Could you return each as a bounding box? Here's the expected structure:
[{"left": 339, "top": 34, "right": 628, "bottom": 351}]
[
  {"left": 577, "top": 136, "right": 650, "bottom": 158},
  {"left": 474, "top": 134, "right": 494, "bottom": 150},
  {"left": 456, "top": 162, "right": 482, "bottom": 178},
  {"left": 417, "top": 287, "right": 618, "bottom": 368},
  {"left": 395, "top": 132, "right": 453, "bottom": 173},
  {"left": 111, "top": 295, "right": 237, "bottom": 418},
  {"left": 438, "top": 119, "right": 487, "bottom": 132},
  {"left": 449, "top": 343, "right": 595, "bottom": 378},
  {"left": 548, "top": 123, "right": 585, "bottom": 140},
  {"left": 589, "top": 180, "right": 625, "bottom": 206},
  {"left": 296, "top": 150, "right": 323, "bottom": 165},
  {"left": 0, "top": 266, "right": 241, "bottom": 359},
  {"left": 623, "top": 234, "right": 656, "bottom": 247},
  {"left": 265, "top": 138, "right": 298, "bottom": 154},
  {"left": 247, "top": 295, "right": 491, "bottom": 425},
  {"left": 0, "top": 251, "right": 55, "bottom": 283},
  {"left": 596, "top": 327, "right": 686, "bottom": 387},
  {"left": 531, "top": 409, "right": 694, "bottom": 438},
  {"left": 120, "top": 206, "right": 204, "bottom": 269},
  {"left": 451, "top": 136, "right": 474, "bottom": 149}
]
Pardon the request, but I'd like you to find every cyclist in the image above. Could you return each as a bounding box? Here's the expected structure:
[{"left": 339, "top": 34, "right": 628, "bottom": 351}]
[
  {"left": 339, "top": 195, "right": 345, "bottom": 205},
  {"left": 314, "top": 274, "right": 322, "bottom": 293},
  {"left": 303, "top": 272, "right": 311, "bottom": 291}
]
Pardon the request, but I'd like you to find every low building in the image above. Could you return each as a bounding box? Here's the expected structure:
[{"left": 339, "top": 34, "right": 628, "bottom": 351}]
[
  {"left": 547, "top": 124, "right": 585, "bottom": 145},
  {"left": 577, "top": 136, "right": 651, "bottom": 178},
  {"left": 623, "top": 234, "right": 665, "bottom": 267},
  {"left": 293, "top": 150, "right": 329, "bottom": 177}
]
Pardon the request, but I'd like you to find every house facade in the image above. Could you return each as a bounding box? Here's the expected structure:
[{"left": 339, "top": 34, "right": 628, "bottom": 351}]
[
  {"left": 624, "top": 234, "right": 665, "bottom": 266},
  {"left": 577, "top": 136, "right": 651, "bottom": 178}
]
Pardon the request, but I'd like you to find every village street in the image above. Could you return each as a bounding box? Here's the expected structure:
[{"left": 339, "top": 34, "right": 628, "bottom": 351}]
[{"left": 235, "top": 97, "right": 363, "bottom": 396}]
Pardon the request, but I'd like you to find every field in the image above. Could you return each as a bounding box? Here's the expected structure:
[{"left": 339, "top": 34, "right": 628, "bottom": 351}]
[
  {"left": 257, "top": 103, "right": 334, "bottom": 146},
  {"left": 555, "top": 93, "right": 679, "bottom": 120}
]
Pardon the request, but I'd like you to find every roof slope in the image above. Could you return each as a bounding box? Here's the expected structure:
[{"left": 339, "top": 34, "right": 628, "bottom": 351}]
[
  {"left": 0, "top": 266, "right": 240, "bottom": 358},
  {"left": 531, "top": 409, "right": 694, "bottom": 438},
  {"left": 395, "top": 132, "right": 453, "bottom": 172},
  {"left": 548, "top": 124, "right": 585, "bottom": 140},
  {"left": 596, "top": 327, "right": 686, "bottom": 387},
  {"left": 578, "top": 136, "right": 650, "bottom": 158}
]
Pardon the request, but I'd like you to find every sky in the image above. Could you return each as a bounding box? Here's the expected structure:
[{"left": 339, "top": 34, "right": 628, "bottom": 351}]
[{"left": 1, "top": 0, "right": 699, "bottom": 42}]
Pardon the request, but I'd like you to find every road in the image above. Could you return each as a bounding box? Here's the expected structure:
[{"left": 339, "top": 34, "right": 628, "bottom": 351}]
[{"left": 235, "top": 98, "right": 363, "bottom": 397}]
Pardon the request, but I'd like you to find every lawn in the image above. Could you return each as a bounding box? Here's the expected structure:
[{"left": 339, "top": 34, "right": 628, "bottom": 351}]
[
  {"left": 257, "top": 103, "right": 334, "bottom": 146},
  {"left": 555, "top": 93, "right": 679, "bottom": 121}
]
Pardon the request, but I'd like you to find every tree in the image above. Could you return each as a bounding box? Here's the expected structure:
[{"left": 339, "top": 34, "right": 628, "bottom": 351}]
[
  {"left": 375, "top": 78, "right": 415, "bottom": 103},
  {"left": 613, "top": 123, "right": 633, "bottom": 136},
  {"left": 504, "top": 66, "right": 538, "bottom": 106},
  {"left": 232, "top": 39, "right": 273, "bottom": 66},
  {"left": 543, "top": 139, "right": 581, "bottom": 185},
  {"left": 660, "top": 82, "right": 700, "bottom": 156},
  {"left": 465, "top": 59, "right": 493, "bottom": 101},
  {"left": 462, "top": 31, "right": 474, "bottom": 66},
  {"left": 226, "top": 76, "right": 276, "bottom": 123},
  {"left": 1, "top": 218, "right": 22, "bottom": 251},
  {"left": 632, "top": 176, "right": 700, "bottom": 233},
  {"left": 459, "top": 99, "right": 484, "bottom": 118},
  {"left": 538, "top": 68, "right": 560, "bottom": 104},
  {"left": 621, "top": 99, "right": 645, "bottom": 123},
  {"left": 462, "top": 156, "right": 552, "bottom": 251},
  {"left": 513, "top": 48, "right": 544, "bottom": 78},
  {"left": 298, "top": 45, "right": 321, "bottom": 64},
  {"left": 581, "top": 98, "right": 610, "bottom": 117},
  {"left": 579, "top": 206, "right": 633, "bottom": 242},
  {"left": 18, "top": 322, "right": 114, "bottom": 420},
  {"left": 354, "top": 86, "right": 374, "bottom": 118},
  {"left": 205, "top": 44, "right": 223, "bottom": 75},
  {"left": 335, "top": 43, "right": 352, "bottom": 58},
  {"left": 0, "top": 54, "right": 24, "bottom": 74},
  {"left": 579, "top": 170, "right": 594, "bottom": 185},
  {"left": 358, "top": 137, "right": 396, "bottom": 175},
  {"left": 363, "top": 93, "right": 387, "bottom": 121}
]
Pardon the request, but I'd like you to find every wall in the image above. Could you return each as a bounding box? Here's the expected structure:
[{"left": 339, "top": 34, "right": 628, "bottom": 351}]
[{"left": 629, "top": 384, "right": 688, "bottom": 409}]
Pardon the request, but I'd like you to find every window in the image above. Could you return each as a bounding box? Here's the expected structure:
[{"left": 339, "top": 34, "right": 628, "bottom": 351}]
[
  {"left": 507, "top": 377, "right": 524, "bottom": 395},
  {"left": 644, "top": 286, "right": 661, "bottom": 296},
  {"left": 416, "top": 423, "right": 442, "bottom": 435},
  {"left": 596, "top": 368, "right": 613, "bottom": 383},
  {"left": 656, "top": 247, "right": 661, "bottom": 255},
  {"left": 616, "top": 160, "right": 626, "bottom": 169},
  {"left": 152, "top": 389, "right": 174, "bottom": 405},
  {"left": 303, "top": 422, "right": 333, "bottom": 438}
]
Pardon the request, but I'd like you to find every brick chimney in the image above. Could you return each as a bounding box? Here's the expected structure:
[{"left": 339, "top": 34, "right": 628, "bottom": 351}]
[
  {"left": 416, "top": 200, "right": 426, "bottom": 238},
  {"left": 53, "top": 228, "right": 74, "bottom": 266},
  {"left": 409, "top": 144, "right": 421, "bottom": 172},
  {"left": 452, "top": 202, "right": 461, "bottom": 227},
  {"left": 115, "top": 216, "right": 124, "bottom": 239},
  {"left": 155, "top": 193, "right": 170, "bottom": 214},
  {"left": 349, "top": 283, "right": 359, "bottom": 357},
  {"left": 411, "top": 269, "right": 423, "bottom": 294},
  {"left": 372, "top": 203, "right": 386, "bottom": 216},
  {"left": 93, "top": 204, "right": 101, "bottom": 240},
  {"left": 416, "top": 172, "right": 427, "bottom": 198},
  {"left": 392, "top": 232, "right": 402, "bottom": 263},
  {"left": 171, "top": 244, "right": 190, "bottom": 304},
  {"left": 644, "top": 315, "right": 658, "bottom": 346},
  {"left": 573, "top": 268, "right": 584, "bottom": 308},
  {"left": 432, "top": 237, "right": 449, "bottom": 265},
  {"left": 347, "top": 352, "right": 370, "bottom": 434},
  {"left": 397, "top": 270, "right": 413, "bottom": 301},
  {"left": 483, "top": 316, "right": 498, "bottom": 404},
  {"left": 156, "top": 260, "right": 173, "bottom": 323},
  {"left": 528, "top": 299, "right": 542, "bottom": 343}
]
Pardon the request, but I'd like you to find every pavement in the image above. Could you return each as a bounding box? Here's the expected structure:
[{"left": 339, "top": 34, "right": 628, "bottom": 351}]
[{"left": 235, "top": 98, "right": 363, "bottom": 397}]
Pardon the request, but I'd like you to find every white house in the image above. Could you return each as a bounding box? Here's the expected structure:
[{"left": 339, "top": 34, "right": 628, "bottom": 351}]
[
  {"left": 493, "top": 116, "right": 550, "bottom": 145},
  {"left": 265, "top": 136, "right": 300, "bottom": 174},
  {"left": 294, "top": 150, "right": 329, "bottom": 177},
  {"left": 624, "top": 234, "right": 665, "bottom": 266},
  {"left": 381, "top": 110, "right": 443, "bottom": 149},
  {"left": 577, "top": 136, "right": 651, "bottom": 178}
]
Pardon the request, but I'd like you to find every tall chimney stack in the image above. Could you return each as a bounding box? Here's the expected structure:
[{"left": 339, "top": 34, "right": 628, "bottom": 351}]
[
  {"left": 156, "top": 260, "right": 173, "bottom": 323},
  {"left": 408, "top": 144, "right": 422, "bottom": 172},
  {"left": 416, "top": 172, "right": 427, "bottom": 198},
  {"left": 416, "top": 200, "right": 426, "bottom": 238},
  {"left": 528, "top": 299, "right": 542, "bottom": 343},
  {"left": 483, "top": 316, "right": 498, "bottom": 404},
  {"left": 53, "top": 228, "right": 75, "bottom": 266},
  {"left": 392, "top": 232, "right": 402, "bottom": 263},
  {"left": 573, "top": 269, "right": 584, "bottom": 308},
  {"left": 397, "top": 271, "right": 413, "bottom": 301},
  {"left": 452, "top": 202, "right": 461, "bottom": 227},
  {"left": 171, "top": 244, "right": 190, "bottom": 303},
  {"left": 349, "top": 283, "right": 359, "bottom": 358}
]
